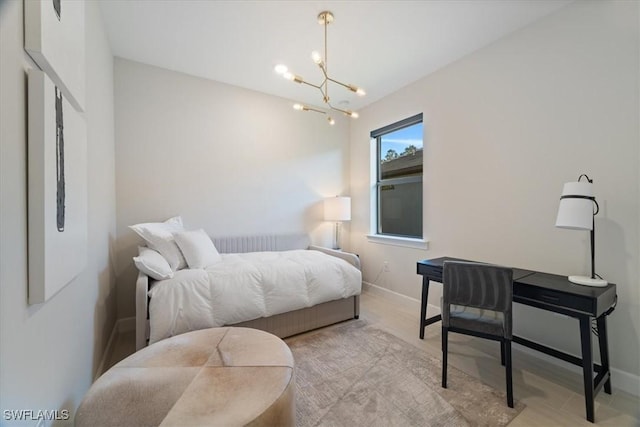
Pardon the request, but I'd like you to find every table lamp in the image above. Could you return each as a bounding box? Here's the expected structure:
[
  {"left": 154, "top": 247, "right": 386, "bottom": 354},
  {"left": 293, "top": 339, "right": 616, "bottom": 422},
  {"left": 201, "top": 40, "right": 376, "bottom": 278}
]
[
  {"left": 555, "top": 174, "right": 607, "bottom": 287},
  {"left": 324, "top": 196, "right": 351, "bottom": 250}
]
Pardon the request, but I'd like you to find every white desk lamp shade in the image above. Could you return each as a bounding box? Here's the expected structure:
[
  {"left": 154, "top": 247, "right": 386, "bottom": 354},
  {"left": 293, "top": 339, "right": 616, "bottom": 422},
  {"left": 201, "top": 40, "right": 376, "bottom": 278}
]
[
  {"left": 324, "top": 197, "right": 351, "bottom": 221},
  {"left": 555, "top": 182, "right": 594, "bottom": 230}
]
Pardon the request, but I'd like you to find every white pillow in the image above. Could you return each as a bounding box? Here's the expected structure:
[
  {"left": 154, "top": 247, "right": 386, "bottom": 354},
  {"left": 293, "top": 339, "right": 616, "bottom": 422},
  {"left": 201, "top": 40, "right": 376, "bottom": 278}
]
[
  {"left": 129, "top": 216, "right": 187, "bottom": 271},
  {"left": 174, "top": 229, "right": 222, "bottom": 269},
  {"left": 133, "top": 246, "right": 174, "bottom": 280}
]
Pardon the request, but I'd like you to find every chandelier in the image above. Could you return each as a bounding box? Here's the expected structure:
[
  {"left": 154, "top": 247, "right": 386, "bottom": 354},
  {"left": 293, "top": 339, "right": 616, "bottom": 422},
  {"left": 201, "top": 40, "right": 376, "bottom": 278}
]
[{"left": 275, "top": 11, "right": 365, "bottom": 125}]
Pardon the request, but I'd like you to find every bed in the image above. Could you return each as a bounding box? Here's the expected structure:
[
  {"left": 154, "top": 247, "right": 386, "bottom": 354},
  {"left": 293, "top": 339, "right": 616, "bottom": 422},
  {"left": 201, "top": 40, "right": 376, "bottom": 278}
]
[{"left": 135, "top": 233, "right": 361, "bottom": 350}]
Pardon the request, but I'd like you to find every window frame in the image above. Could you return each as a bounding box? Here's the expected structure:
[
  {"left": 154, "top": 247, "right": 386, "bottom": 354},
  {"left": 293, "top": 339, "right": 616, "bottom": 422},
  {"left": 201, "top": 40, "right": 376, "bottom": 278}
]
[{"left": 371, "top": 113, "right": 424, "bottom": 240}]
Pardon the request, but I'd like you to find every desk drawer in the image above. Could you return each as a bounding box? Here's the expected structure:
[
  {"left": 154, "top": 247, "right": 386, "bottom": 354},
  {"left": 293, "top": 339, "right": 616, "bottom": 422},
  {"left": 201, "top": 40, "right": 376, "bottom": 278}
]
[{"left": 514, "top": 283, "right": 594, "bottom": 315}]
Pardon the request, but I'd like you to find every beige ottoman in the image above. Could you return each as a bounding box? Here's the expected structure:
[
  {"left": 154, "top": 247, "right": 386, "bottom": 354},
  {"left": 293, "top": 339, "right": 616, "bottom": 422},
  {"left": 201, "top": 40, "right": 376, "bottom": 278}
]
[{"left": 76, "top": 327, "right": 295, "bottom": 426}]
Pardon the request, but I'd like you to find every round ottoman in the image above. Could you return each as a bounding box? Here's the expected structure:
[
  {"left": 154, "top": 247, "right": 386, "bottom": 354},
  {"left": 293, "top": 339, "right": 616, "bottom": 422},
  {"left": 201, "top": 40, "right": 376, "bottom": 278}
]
[{"left": 76, "top": 327, "right": 295, "bottom": 426}]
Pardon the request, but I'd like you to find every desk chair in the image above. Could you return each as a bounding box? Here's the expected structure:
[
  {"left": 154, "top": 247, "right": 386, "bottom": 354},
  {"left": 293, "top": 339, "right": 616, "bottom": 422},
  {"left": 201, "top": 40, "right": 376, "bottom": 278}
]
[{"left": 441, "top": 261, "right": 514, "bottom": 407}]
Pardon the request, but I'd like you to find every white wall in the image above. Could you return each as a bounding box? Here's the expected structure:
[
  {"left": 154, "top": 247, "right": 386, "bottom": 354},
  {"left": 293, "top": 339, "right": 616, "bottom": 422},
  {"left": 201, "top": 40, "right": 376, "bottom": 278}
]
[
  {"left": 0, "top": 1, "right": 116, "bottom": 424},
  {"left": 350, "top": 0, "right": 640, "bottom": 388},
  {"left": 114, "top": 58, "right": 351, "bottom": 318}
]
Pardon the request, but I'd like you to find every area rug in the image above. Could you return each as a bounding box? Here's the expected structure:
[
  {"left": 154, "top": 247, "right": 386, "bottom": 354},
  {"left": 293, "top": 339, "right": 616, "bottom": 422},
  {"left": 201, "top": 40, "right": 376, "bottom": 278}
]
[{"left": 285, "top": 320, "right": 524, "bottom": 427}]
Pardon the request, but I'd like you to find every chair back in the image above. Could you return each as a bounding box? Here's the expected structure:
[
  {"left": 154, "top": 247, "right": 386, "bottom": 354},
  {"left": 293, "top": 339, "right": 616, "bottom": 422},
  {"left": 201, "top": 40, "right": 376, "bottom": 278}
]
[{"left": 443, "top": 261, "right": 513, "bottom": 337}]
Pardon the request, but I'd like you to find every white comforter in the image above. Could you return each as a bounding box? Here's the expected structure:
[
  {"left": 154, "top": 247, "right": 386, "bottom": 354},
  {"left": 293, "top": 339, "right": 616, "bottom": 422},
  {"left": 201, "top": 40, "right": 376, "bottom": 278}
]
[{"left": 148, "top": 249, "right": 362, "bottom": 344}]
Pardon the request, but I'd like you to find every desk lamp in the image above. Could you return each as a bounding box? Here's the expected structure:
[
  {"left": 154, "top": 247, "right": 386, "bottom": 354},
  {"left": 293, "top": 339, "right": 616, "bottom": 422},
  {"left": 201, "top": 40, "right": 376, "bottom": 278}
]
[
  {"left": 324, "top": 196, "right": 351, "bottom": 250},
  {"left": 555, "top": 174, "right": 607, "bottom": 287}
]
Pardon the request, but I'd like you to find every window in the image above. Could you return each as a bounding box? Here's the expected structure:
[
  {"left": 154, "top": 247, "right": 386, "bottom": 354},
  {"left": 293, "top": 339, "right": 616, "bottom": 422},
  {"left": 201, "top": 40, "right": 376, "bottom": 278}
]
[{"left": 372, "top": 114, "right": 423, "bottom": 239}]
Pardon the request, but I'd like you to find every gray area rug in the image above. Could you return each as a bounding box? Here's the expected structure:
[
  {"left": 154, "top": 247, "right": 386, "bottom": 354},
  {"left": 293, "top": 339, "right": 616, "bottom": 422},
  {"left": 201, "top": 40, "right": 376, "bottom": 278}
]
[{"left": 285, "top": 320, "right": 524, "bottom": 427}]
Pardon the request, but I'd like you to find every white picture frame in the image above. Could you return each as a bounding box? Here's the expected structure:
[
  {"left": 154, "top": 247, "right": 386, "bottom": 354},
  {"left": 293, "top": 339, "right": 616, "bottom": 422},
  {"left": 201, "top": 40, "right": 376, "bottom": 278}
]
[
  {"left": 24, "top": 0, "right": 85, "bottom": 112},
  {"left": 28, "top": 69, "right": 87, "bottom": 304}
]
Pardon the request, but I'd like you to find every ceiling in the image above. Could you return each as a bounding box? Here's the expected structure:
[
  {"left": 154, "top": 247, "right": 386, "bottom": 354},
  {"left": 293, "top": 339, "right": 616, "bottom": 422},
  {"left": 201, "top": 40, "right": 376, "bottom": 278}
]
[{"left": 99, "top": 1, "right": 572, "bottom": 113}]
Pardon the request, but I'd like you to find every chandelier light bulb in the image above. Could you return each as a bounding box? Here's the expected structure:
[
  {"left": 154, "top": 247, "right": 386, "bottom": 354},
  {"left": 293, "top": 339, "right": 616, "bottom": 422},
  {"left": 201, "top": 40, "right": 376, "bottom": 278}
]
[
  {"left": 347, "top": 84, "right": 366, "bottom": 96},
  {"left": 328, "top": 116, "right": 335, "bottom": 125},
  {"left": 346, "top": 111, "right": 359, "bottom": 119},
  {"left": 293, "top": 103, "right": 304, "bottom": 111},
  {"left": 284, "top": 73, "right": 304, "bottom": 84},
  {"left": 311, "top": 51, "right": 323, "bottom": 65},
  {"left": 274, "top": 64, "right": 288, "bottom": 75}
]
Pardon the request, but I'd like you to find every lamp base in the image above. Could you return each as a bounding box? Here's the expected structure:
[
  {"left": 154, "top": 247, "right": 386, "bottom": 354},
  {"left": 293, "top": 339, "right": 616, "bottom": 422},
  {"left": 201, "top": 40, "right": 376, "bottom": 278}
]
[{"left": 568, "top": 275, "right": 608, "bottom": 287}]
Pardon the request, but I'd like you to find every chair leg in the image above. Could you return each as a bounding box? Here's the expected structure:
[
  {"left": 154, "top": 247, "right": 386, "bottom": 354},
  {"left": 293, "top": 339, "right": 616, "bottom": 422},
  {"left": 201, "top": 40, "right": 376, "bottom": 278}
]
[
  {"left": 505, "top": 339, "right": 513, "bottom": 408},
  {"left": 442, "top": 326, "right": 448, "bottom": 389},
  {"left": 500, "top": 340, "right": 505, "bottom": 366}
]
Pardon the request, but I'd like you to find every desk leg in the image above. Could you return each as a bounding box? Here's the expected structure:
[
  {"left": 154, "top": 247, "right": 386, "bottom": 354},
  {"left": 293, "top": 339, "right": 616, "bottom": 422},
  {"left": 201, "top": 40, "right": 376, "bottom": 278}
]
[
  {"left": 420, "top": 277, "right": 429, "bottom": 339},
  {"left": 579, "top": 315, "right": 595, "bottom": 423},
  {"left": 419, "top": 276, "right": 442, "bottom": 339},
  {"left": 596, "top": 315, "right": 612, "bottom": 394}
]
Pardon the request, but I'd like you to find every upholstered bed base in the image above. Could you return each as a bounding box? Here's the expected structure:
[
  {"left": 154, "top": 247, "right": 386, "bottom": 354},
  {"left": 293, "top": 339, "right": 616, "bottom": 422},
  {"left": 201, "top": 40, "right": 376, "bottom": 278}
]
[
  {"left": 233, "top": 295, "right": 359, "bottom": 338},
  {"left": 135, "top": 233, "right": 361, "bottom": 350}
]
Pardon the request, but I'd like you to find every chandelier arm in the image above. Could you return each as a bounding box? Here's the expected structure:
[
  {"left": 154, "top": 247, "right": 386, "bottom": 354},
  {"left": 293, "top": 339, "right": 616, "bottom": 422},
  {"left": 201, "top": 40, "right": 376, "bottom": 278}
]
[
  {"left": 299, "top": 80, "right": 323, "bottom": 90},
  {"left": 304, "top": 106, "right": 327, "bottom": 114},
  {"left": 328, "top": 104, "right": 351, "bottom": 115},
  {"left": 317, "top": 87, "right": 328, "bottom": 104},
  {"left": 326, "top": 77, "right": 357, "bottom": 91},
  {"left": 327, "top": 103, "right": 358, "bottom": 118},
  {"left": 318, "top": 63, "right": 328, "bottom": 78}
]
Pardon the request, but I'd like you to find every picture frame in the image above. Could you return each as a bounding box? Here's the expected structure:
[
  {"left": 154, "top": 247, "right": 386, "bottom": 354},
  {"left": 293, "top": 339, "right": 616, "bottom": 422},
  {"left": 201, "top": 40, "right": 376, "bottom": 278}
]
[
  {"left": 24, "top": 0, "right": 85, "bottom": 112},
  {"left": 28, "top": 69, "right": 87, "bottom": 304}
]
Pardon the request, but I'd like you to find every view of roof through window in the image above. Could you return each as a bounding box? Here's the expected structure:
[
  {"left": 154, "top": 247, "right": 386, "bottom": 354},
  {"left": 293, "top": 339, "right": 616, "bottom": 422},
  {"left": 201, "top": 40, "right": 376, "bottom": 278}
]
[{"left": 380, "top": 122, "right": 423, "bottom": 180}]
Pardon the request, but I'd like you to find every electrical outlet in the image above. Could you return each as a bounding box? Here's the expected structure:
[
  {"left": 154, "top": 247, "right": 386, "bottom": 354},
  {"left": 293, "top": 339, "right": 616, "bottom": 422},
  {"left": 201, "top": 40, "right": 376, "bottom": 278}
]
[{"left": 383, "top": 261, "right": 390, "bottom": 272}]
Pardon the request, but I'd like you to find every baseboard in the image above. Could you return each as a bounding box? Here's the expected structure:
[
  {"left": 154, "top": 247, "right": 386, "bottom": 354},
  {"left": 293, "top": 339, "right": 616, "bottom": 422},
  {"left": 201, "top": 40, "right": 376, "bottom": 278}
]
[
  {"left": 94, "top": 317, "right": 136, "bottom": 380},
  {"left": 363, "top": 281, "right": 434, "bottom": 313},
  {"left": 610, "top": 367, "right": 640, "bottom": 397},
  {"left": 361, "top": 282, "right": 639, "bottom": 398},
  {"left": 510, "top": 341, "right": 640, "bottom": 398}
]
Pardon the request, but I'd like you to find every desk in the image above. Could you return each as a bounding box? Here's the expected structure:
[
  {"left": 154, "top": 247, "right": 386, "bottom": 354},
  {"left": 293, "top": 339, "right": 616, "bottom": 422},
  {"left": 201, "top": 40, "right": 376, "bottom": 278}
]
[{"left": 417, "top": 257, "right": 617, "bottom": 423}]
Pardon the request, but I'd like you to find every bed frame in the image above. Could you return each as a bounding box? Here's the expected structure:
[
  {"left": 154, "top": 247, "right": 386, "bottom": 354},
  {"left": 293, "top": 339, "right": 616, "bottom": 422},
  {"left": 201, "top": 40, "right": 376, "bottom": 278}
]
[{"left": 135, "top": 233, "right": 361, "bottom": 350}]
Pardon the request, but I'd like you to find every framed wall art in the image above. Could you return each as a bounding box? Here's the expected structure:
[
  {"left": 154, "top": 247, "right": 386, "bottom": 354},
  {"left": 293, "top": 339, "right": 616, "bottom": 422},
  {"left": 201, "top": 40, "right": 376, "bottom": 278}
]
[
  {"left": 24, "top": 0, "right": 85, "bottom": 112},
  {"left": 28, "top": 69, "right": 87, "bottom": 304}
]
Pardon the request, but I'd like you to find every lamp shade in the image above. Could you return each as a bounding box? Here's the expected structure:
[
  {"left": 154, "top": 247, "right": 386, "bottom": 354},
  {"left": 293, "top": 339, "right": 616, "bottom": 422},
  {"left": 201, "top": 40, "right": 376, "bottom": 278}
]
[
  {"left": 555, "top": 181, "right": 594, "bottom": 230},
  {"left": 324, "top": 196, "right": 351, "bottom": 221}
]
